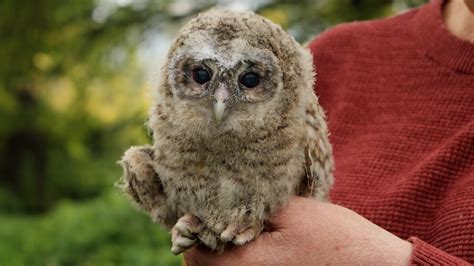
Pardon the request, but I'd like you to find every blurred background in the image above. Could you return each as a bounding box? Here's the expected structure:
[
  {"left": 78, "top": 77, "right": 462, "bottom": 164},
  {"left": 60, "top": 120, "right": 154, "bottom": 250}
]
[{"left": 0, "top": 0, "right": 427, "bottom": 265}]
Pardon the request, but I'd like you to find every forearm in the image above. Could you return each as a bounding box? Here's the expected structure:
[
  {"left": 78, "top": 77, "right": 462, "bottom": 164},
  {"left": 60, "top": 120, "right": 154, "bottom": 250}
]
[
  {"left": 185, "top": 197, "right": 414, "bottom": 265},
  {"left": 299, "top": 205, "right": 413, "bottom": 265}
]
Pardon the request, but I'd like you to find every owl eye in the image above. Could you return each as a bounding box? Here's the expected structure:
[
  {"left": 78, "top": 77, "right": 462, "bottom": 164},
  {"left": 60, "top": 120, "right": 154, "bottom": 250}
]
[
  {"left": 240, "top": 72, "right": 260, "bottom": 88},
  {"left": 192, "top": 68, "right": 211, "bottom": 84}
]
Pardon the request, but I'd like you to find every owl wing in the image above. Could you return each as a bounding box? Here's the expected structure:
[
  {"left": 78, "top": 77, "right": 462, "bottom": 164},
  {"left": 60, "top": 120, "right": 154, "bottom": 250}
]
[
  {"left": 117, "top": 145, "right": 175, "bottom": 227},
  {"left": 301, "top": 100, "right": 334, "bottom": 201}
]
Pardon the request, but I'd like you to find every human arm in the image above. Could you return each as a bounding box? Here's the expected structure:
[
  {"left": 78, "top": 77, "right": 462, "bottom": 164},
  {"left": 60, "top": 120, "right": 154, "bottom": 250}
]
[
  {"left": 184, "top": 196, "right": 413, "bottom": 265},
  {"left": 408, "top": 237, "right": 471, "bottom": 265}
]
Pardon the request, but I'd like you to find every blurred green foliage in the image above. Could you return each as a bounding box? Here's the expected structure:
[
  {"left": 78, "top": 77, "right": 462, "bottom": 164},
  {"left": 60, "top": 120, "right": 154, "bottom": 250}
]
[
  {"left": 0, "top": 191, "right": 181, "bottom": 266},
  {"left": 0, "top": 0, "right": 426, "bottom": 265}
]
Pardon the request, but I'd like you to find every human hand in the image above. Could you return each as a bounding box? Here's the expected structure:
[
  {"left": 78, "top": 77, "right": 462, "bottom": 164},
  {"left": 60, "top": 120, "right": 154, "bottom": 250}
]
[{"left": 184, "top": 196, "right": 412, "bottom": 265}]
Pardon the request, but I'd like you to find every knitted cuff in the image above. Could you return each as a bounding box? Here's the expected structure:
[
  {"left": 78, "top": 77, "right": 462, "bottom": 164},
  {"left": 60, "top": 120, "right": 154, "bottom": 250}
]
[{"left": 408, "top": 237, "right": 470, "bottom": 265}]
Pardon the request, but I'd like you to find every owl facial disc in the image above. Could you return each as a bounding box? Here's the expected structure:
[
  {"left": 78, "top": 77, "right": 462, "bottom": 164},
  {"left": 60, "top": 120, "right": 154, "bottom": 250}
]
[{"left": 214, "top": 84, "right": 229, "bottom": 123}]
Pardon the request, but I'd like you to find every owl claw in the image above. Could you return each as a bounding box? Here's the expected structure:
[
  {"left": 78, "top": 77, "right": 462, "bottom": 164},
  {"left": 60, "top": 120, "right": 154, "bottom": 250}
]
[
  {"left": 197, "top": 228, "right": 223, "bottom": 252},
  {"left": 170, "top": 214, "right": 203, "bottom": 255},
  {"left": 171, "top": 227, "right": 196, "bottom": 255},
  {"left": 219, "top": 223, "right": 239, "bottom": 242},
  {"left": 174, "top": 214, "right": 204, "bottom": 238},
  {"left": 233, "top": 225, "right": 261, "bottom": 246},
  {"left": 219, "top": 223, "right": 262, "bottom": 245}
]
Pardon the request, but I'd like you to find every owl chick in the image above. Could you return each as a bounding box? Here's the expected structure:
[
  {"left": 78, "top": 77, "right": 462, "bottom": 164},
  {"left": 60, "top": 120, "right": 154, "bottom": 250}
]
[{"left": 118, "top": 9, "right": 334, "bottom": 255}]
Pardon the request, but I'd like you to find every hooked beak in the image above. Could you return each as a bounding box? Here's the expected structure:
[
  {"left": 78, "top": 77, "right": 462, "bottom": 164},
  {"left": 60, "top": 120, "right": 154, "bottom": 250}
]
[{"left": 214, "top": 84, "right": 229, "bottom": 123}]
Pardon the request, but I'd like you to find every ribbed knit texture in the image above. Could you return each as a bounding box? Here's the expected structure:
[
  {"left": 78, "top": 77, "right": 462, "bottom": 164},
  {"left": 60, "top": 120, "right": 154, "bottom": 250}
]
[{"left": 308, "top": 0, "right": 474, "bottom": 264}]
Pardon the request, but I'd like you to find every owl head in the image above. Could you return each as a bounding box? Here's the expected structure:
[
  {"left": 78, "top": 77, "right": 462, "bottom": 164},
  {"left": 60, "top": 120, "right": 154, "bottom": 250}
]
[{"left": 155, "top": 9, "right": 315, "bottom": 135}]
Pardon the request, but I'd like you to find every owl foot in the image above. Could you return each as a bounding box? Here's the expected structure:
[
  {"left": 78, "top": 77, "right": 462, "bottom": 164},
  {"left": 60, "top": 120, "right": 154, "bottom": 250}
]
[
  {"left": 219, "top": 223, "right": 263, "bottom": 246},
  {"left": 171, "top": 214, "right": 225, "bottom": 254},
  {"left": 171, "top": 214, "right": 203, "bottom": 255},
  {"left": 171, "top": 227, "right": 194, "bottom": 255},
  {"left": 197, "top": 228, "right": 224, "bottom": 252}
]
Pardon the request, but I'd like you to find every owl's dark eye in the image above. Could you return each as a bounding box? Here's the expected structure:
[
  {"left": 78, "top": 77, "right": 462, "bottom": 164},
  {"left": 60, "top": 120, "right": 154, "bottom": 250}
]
[
  {"left": 192, "top": 68, "right": 211, "bottom": 84},
  {"left": 240, "top": 72, "right": 260, "bottom": 88}
]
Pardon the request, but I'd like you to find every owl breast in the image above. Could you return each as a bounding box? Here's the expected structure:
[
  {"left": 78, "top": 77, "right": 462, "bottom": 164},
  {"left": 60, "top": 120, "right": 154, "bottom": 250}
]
[{"left": 152, "top": 118, "right": 306, "bottom": 226}]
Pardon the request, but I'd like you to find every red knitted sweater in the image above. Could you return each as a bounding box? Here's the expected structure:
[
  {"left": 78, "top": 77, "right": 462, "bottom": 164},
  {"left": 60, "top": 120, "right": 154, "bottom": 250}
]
[{"left": 308, "top": 0, "right": 474, "bottom": 264}]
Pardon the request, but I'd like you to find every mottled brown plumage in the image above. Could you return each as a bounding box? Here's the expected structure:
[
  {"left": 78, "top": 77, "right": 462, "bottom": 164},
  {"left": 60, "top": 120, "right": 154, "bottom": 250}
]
[{"left": 117, "top": 9, "right": 334, "bottom": 254}]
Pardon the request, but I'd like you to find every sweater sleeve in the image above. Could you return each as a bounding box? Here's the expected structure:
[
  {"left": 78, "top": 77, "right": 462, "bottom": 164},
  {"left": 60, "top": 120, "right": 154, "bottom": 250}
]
[{"left": 408, "top": 237, "right": 471, "bottom": 265}]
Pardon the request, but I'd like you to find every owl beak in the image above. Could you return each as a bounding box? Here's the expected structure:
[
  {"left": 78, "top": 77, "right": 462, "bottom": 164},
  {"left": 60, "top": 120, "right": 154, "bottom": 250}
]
[{"left": 214, "top": 85, "right": 229, "bottom": 123}]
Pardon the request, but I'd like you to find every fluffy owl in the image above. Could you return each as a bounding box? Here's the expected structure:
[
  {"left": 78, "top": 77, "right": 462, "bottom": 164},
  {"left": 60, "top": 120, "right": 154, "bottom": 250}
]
[{"left": 118, "top": 9, "right": 334, "bottom": 255}]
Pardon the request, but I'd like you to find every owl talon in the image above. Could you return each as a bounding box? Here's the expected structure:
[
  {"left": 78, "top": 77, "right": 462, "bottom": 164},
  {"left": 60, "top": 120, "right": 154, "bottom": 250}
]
[
  {"left": 174, "top": 214, "right": 203, "bottom": 238},
  {"left": 171, "top": 228, "right": 197, "bottom": 255},
  {"left": 233, "top": 225, "right": 261, "bottom": 246},
  {"left": 171, "top": 227, "right": 196, "bottom": 255},
  {"left": 170, "top": 245, "right": 185, "bottom": 255},
  {"left": 211, "top": 222, "right": 226, "bottom": 235},
  {"left": 219, "top": 223, "right": 239, "bottom": 242},
  {"left": 198, "top": 228, "right": 223, "bottom": 251},
  {"left": 219, "top": 222, "right": 262, "bottom": 246},
  {"left": 170, "top": 214, "right": 203, "bottom": 255}
]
